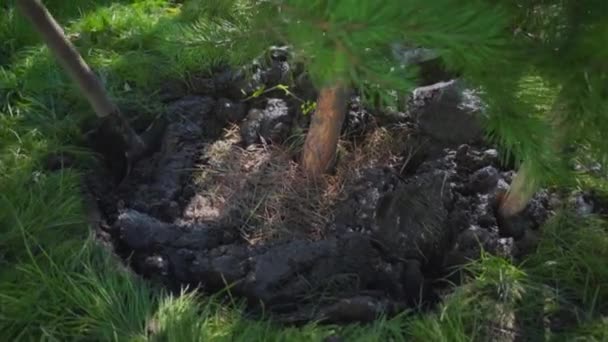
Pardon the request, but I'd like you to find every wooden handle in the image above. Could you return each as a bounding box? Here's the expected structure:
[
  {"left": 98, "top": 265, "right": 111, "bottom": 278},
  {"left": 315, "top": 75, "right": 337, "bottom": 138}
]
[
  {"left": 301, "top": 83, "right": 348, "bottom": 176},
  {"left": 16, "top": 0, "right": 118, "bottom": 118}
]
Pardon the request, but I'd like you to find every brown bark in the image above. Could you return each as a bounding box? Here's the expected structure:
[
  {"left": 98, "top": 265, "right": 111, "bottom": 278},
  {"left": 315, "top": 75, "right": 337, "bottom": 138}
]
[
  {"left": 499, "top": 99, "right": 569, "bottom": 217},
  {"left": 301, "top": 83, "right": 348, "bottom": 176},
  {"left": 16, "top": 0, "right": 146, "bottom": 161},
  {"left": 498, "top": 161, "right": 537, "bottom": 217},
  {"left": 16, "top": 0, "right": 117, "bottom": 117}
]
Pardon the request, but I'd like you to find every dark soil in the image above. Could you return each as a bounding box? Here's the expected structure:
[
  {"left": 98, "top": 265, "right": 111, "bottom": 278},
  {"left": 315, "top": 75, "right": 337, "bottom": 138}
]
[{"left": 85, "top": 48, "right": 556, "bottom": 324}]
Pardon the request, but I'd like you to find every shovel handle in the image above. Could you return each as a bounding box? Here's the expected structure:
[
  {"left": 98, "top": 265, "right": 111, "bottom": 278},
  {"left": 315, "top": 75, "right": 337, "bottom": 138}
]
[{"left": 16, "top": 0, "right": 118, "bottom": 118}]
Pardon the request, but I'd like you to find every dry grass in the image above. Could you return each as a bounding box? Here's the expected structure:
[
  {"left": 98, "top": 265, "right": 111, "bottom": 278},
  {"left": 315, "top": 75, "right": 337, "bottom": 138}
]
[
  {"left": 335, "top": 124, "right": 413, "bottom": 177},
  {"left": 183, "top": 123, "right": 413, "bottom": 244}
]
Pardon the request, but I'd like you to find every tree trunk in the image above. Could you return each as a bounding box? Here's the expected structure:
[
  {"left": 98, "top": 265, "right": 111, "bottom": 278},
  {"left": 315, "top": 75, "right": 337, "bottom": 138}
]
[
  {"left": 301, "top": 83, "right": 348, "bottom": 176},
  {"left": 499, "top": 99, "right": 569, "bottom": 217},
  {"left": 16, "top": 0, "right": 146, "bottom": 161},
  {"left": 498, "top": 160, "right": 538, "bottom": 217}
]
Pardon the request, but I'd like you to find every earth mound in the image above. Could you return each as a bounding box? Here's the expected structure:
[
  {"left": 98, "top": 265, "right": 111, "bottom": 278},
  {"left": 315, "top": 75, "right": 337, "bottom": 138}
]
[{"left": 86, "top": 49, "right": 554, "bottom": 324}]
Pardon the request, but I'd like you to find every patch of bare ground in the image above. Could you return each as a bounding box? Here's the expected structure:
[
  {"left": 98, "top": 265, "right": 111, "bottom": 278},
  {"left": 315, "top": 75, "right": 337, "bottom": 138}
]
[
  {"left": 181, "top": 123, "right": 413, "bottom": 244},
  {"left": 87, "top": 58, "right": 557, "bottom": 324}
]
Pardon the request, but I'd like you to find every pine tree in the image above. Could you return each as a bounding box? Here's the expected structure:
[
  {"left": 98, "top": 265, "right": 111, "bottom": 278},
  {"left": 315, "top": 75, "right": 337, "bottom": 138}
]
[
  {"left": 235, "top": 0, "right": 608, "bottom": 215},
  {"left": 240, "top": 0, "right": 512, "bottom": 176},
  {"left": 483, "top": 1, "right": 608, "bottom": 216},
  {"left": 167, "top": 1, "right": 608, "bottom": 214}
]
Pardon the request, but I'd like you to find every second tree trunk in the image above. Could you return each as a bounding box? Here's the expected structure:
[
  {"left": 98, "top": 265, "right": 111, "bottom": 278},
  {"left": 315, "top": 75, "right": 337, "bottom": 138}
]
[{"left": 302, "top": 84, "right": 348, "bottom": 176}]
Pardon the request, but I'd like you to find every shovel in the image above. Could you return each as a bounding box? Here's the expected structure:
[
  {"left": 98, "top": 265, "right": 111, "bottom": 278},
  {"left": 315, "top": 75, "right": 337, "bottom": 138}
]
[{"left": 16, "top": 0, "right": 165, "bottom": 182}]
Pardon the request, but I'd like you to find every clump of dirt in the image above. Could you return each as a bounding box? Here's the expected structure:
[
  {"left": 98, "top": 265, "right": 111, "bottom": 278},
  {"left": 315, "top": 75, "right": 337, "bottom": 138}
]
[{"left": 86, "top": 47, "right": 555, "bottom": 324}]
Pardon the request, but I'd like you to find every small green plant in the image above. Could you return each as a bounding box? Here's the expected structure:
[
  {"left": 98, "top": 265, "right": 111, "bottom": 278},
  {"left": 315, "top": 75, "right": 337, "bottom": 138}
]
[
  {"left": 300, "top": 100, "right": 316, "bottom": 116},
  {"left": 243, "top": 83, "right": 317, "bottom": 115}
]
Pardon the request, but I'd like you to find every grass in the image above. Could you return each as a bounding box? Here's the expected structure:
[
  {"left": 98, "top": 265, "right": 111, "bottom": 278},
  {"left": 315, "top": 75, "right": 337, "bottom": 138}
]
[{"left": 0, "top": 0, "right": 607, "bottom": 340}]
